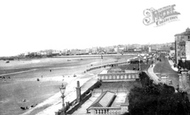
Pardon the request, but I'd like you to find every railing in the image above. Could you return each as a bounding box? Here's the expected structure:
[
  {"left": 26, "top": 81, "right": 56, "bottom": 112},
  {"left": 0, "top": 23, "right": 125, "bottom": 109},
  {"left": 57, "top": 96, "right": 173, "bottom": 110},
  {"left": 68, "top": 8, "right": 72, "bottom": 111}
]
[
  {"left": 86, "top": 61, "right": 129, "bottom": 72},
  {"left": 87, "top": 107, "right": 128, "bottom": 115},
  {"left": 92, "top": 89, "right": 129, "bottom": 94}
]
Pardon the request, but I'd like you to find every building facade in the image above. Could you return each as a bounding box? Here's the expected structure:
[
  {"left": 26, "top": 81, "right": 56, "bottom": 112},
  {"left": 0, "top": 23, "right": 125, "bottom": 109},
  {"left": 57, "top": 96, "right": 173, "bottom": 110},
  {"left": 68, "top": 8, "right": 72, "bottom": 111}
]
[
  {"left": 175, "top": 28, "right": 190, "bottom": 93},
  {"left": 175, "top": 28, "right": 190, "bottom": 64}
]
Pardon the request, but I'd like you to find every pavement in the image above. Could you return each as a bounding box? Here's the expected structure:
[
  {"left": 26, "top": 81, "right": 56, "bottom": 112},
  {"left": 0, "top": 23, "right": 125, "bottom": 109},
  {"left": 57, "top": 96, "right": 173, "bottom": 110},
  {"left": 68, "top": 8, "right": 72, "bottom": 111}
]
[
  {"left": 147, "top": 55, "right": 179, "bottom": 89},
  {"left": 168, "top": 60, "right": 178, "bottom": 72},
  {"left": 167, "top": 59, "right": 190, "bottom": 99},
  {"left": 20, "top": 72, "right": 98, "bottom": 115},
  {"left": 147, "top": 64, "right": 160, "bottom": 84}
]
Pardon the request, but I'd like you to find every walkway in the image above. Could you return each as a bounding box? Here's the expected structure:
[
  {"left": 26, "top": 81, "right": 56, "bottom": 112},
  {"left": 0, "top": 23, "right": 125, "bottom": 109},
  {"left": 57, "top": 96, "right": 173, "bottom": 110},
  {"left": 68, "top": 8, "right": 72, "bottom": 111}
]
[
  {"left": 21, "top": 76, "right": 98, "bottom": 115},
  {"left": 147, "top": 64, "right": 160, "bottom": 84},
  {"left": 73, "top": 93, "right": 101, "bottom": 114},
  {"left": 168, "top": 60, "right": 178, "bottom": 72}
]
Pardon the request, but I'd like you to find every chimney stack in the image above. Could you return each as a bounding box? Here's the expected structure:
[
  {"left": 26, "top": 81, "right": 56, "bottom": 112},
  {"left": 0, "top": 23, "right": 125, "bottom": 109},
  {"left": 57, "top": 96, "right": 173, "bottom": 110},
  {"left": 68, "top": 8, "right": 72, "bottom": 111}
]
[{"left": 76, "top": 81, "right": 81, "bottom": 103}]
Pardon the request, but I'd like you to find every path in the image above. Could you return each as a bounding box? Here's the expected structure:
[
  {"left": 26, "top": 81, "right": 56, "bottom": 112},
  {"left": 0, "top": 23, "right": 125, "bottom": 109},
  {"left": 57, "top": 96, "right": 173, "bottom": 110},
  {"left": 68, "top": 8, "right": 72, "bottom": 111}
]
[{"left": 21, "top": 73, "right": 98, "bottom": 115}]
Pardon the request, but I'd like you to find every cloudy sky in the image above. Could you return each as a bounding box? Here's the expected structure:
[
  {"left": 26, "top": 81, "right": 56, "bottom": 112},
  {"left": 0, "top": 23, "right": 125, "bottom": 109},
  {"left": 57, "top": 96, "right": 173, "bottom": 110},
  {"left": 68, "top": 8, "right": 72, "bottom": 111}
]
[{"left": 0, "top": 0, "right": 190, "bottom": 56}]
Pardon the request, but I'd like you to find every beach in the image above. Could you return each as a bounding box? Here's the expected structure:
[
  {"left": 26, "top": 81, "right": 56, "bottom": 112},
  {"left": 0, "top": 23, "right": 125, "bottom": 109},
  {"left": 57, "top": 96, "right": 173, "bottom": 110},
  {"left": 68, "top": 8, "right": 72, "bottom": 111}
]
[{"left": 0, "top": 54, "right": 135, "bottom": 115}]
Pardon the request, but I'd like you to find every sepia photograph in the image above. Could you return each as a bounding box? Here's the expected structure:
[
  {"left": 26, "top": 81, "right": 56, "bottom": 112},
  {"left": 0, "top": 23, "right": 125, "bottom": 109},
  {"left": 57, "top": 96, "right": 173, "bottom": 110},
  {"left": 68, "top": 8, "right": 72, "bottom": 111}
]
[{"left": 0, "top": 0, "right": 190, "bottom": 115}]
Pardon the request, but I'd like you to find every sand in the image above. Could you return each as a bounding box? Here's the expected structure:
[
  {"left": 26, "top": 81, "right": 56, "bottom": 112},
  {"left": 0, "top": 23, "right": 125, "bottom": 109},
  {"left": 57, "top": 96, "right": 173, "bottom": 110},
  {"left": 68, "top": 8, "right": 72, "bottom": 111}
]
[{"left": 0, "top": 54, "right": 135, "bottom": 115}]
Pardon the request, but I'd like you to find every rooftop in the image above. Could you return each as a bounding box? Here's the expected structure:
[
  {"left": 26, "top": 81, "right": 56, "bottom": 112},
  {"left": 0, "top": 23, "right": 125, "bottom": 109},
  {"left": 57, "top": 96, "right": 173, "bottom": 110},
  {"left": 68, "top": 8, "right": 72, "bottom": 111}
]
[
  {"left": 107, "top": 67, "right": 125, "bottom": 73},
  {"left": 88, "top": 91, "right": 116, "bottom": 108},
  {"left": 175, "top": 28, "right": 190, "bottom": 36},
  {"left": 99, "top": 68, "right": 139, "bottom": 75}
]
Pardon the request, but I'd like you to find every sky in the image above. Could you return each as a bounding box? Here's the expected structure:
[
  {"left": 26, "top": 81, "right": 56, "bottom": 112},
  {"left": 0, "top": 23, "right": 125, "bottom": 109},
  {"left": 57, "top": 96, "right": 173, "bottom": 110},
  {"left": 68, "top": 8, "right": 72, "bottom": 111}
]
[{"left": 0, "top": 0, "right": 190, "bottom": 56}]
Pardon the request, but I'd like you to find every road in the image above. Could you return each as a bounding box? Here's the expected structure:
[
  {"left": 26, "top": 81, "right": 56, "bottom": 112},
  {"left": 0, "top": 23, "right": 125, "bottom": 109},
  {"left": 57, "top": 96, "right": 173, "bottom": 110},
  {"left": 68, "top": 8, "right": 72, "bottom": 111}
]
[{"left": 148, "top": 54, "right": 179, "bottom": 89}]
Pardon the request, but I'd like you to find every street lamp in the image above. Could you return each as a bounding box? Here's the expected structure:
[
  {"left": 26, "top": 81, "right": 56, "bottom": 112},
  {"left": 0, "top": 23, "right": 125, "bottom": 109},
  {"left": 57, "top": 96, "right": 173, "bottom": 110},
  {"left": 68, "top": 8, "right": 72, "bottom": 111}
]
[
  {"left": 60, "top": 83, "right": 66, "bottom": 109},
  {"left": 138, "top": 54, "right": 141, "bottom": 71}
]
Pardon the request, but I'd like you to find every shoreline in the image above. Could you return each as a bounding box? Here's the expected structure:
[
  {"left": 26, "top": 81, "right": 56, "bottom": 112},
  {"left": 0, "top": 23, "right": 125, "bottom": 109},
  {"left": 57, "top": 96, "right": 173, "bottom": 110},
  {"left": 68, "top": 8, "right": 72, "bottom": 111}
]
[{"left": 0, "top": 55, "right": 136, "bottom": 115}]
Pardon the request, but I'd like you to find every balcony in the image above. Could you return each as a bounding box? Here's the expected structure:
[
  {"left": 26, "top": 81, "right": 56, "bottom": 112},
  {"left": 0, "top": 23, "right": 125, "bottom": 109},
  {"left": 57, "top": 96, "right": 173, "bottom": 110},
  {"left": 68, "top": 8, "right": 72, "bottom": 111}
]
[{"left": 87, "top": 106, "right": 128, "bottom": 115}]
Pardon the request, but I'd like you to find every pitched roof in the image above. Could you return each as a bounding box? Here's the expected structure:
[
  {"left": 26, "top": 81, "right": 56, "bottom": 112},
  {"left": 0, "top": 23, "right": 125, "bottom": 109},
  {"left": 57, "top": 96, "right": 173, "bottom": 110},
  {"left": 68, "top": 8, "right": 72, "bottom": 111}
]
[{"left": 88, "top": 91, "right": 116, "bottom": 108}]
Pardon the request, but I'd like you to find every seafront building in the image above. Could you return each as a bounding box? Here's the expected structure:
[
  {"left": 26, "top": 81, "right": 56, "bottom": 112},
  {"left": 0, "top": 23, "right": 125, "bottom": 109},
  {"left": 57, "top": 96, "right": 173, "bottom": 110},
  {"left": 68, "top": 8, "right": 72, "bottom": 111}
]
[
  {"left": 174, "top": 28, "right": 190, "bottom": 92},
  {"left": 98, "top": 67, "right": 139, "bottom": 82},
  {"left": 175, "top": 28, "right": 190, "bottom": 64},
  {"left": 56, "top": 64, "right": 141, "bottom": 115}
]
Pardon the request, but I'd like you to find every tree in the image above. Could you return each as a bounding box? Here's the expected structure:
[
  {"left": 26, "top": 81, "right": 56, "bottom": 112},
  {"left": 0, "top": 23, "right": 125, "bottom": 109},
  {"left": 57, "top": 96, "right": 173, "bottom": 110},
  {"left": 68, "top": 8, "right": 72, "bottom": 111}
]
[{"left": 125, "top": 81, "right": 190, "bottom": 115}]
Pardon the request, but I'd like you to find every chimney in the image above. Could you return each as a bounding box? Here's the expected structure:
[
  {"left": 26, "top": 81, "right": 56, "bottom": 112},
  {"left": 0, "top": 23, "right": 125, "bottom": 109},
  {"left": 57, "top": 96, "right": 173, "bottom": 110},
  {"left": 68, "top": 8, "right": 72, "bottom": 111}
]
[{"left": 76, "top": 81, "right": 81, "bottom": 103}]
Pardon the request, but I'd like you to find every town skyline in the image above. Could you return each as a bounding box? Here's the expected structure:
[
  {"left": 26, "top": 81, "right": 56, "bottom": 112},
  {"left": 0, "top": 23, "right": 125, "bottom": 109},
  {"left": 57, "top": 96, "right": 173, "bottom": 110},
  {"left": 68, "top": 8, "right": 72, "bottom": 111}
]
[
  {"left": 1, "top": 0, "right": 190, "bottom": 56},
  {"left": 0, "top": 42, "right": 174, "bottom": 58},
  {"left": 0, "top": 41, "right": 174, "bottom": 57}
]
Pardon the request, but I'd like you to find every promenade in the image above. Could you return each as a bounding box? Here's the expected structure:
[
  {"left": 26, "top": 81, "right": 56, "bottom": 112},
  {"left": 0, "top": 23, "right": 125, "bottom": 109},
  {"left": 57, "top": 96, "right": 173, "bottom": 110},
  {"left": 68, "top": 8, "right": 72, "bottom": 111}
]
[{"left": 21, "top": 73, "right": 98, "bottom": 115}]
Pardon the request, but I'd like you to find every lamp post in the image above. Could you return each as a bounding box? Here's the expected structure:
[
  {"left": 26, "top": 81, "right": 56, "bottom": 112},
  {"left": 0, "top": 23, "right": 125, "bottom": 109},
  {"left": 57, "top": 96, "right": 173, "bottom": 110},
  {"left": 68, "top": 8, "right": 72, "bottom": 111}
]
[
  {"left": 138, "top": 54, "right": 141, "bottom": 71},
  {"left": 101, "top": 53, "right": 103, "bottom": 68},
  {"left": 60, "top": 83, "right": 66, "bottom": 113}
]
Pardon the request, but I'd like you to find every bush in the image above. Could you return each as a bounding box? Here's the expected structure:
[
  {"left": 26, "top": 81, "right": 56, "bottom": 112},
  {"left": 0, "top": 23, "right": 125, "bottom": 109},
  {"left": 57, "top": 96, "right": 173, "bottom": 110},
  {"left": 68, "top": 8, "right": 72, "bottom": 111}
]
[{"left": 125, "top": 72, "right": 190, "bottom": 115}]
